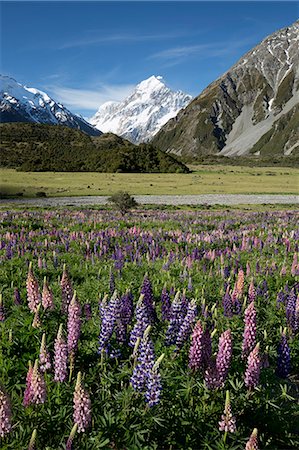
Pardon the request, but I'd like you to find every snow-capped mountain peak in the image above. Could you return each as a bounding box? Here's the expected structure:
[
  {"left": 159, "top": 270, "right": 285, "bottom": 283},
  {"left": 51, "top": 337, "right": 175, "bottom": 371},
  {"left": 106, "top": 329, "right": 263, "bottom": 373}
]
[
  {"left": 0, "top": 74, "right": 101, "bottom": 136},
  {"left": 89, "top": 75, "right": 192, "bottom": 143}
]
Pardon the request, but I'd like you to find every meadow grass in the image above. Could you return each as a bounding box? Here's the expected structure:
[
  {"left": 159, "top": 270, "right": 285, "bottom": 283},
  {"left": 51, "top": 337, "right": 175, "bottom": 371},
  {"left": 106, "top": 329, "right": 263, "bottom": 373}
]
[{"left": 0, "top": 165, "right": 298, "bottom": 197}]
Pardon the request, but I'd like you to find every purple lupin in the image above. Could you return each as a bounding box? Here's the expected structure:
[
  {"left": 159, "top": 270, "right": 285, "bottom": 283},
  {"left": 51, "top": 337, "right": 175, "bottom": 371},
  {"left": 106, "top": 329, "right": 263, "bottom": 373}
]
[
  {"left": 242, "top": 302, "right": 257, "bottom": 359},
  {"left": 216, "top": 329, "right": 233, "bottom": 387},
  {"left": 276, "top": 329, "right": 291, "bottom": 378},
  {"left": 175, "top": 299, "right": 197, "bottom": 350},
  {"left": 0, "top": 294, "right": 5, "bottom": 322},
  {"left": 14, "top": 287, "right": 21, "bottom": 305},
  {"left": 73, "top": 372, "right": 92, "bottom": 433},
  {"left": 145, "top": 354, "right": 164, "bottom": 407},
  {"left": 161, "top": 285, "right": 171, "bottom": 321},
  {"left": 54, "top": 324, "right": 68, "bottom": 382},
  {"left": 129, "top": 294, "right": 151, "bottom": 347},
  {"left": 245, "top": 343, "right": 261, "bottom": 389},
  {"left": 131, "top": 326, "right": 155, "bottom": 392}
]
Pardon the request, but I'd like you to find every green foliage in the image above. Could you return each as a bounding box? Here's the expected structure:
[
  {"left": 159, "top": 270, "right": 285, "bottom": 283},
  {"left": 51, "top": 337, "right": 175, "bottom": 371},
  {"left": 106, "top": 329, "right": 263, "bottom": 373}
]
[
  {"left": 0, "top": 208, "right": 298, "bottom": 449},
  {"left": 0, "top": 123, "right": 189, "bottom": 173},
  {"left": 108, "top": 191, "right": 138, "bottom": 215}
]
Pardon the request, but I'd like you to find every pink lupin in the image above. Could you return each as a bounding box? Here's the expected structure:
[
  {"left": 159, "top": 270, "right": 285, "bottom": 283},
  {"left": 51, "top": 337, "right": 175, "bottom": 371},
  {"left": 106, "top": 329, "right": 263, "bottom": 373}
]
[
  {"left": 0, "top": 387, "right": 12, "bottom": 437},
  {"left": 242, "top": 302, "right": 257, "bottom": 359},
  {"left": 245, "top": 343, "right": 261, "bottom": 389},
  {"left": 54, "top": 324, "right": 68, "bottom": 382},
  {"left": 39, "top": 333, "right": 51, "bottom": 373},
  {"left": 31, "top": 359, "right": 47, "bottom": 404},
  {"left": 73, "top": 372, "right": 92, "bottom": 433},
  {"left": 245, "top": 428, "right": 259, "bottom": 450},
  {"left": 219, "top": 390, "right": 236, "bottom": 433},
  {"left": 23, "top": 361, "right": 33, "bottom": 407},
  {"left": 26, "top": 262, "right": 41, "bottom": 313},
  {"left": 42, "top": 277, "right": 54, "bottom": 310},
  {"left": 188, "top": 320, "right": 204, "bottom": 371}
]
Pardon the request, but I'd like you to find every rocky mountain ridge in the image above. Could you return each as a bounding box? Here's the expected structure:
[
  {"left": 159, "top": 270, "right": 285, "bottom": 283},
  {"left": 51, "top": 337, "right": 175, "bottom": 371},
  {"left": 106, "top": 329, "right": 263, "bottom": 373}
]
[
  {"left": 152, "top": 20, "right": 299, "bottom": 158},
  {"left": 89, "top": 76, "right": 192, "bottom": 143},
  {"left": 0, "top": 75, "right": 101, "bottom": 136}
]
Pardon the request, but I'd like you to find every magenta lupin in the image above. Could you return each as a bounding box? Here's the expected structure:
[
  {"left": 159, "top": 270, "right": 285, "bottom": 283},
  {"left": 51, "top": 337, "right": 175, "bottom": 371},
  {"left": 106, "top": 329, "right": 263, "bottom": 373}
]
[
  {"left": 26, "top": 262, "right": 41, "bottom": 313},
  {"left": 216, "top": 329, "right": 233, "bottom": 386},
  {"left": 73, "top": 372, "right": 92, "bottom": 433},
  {"left": 248, "top": 279, "right": 256, "bottom": 304},
  {"left": 0, "top": 387, "right": 12, "bottom": 438},
  {"left": 188, "top": 320, "right": 204, "bottom": 371},
  {"left": 242, "top": 302, "right": 257, "bottom": 359},
  {"left": 245, "top": 343, "right": 261, "bottom": 389},
  {"left": 54, "top": 324, "right": 68, "bottom": 382},
  {"left": 67, "top": 291, "right": 82, "bottom": 357},
  {"left": 23, "top": 361, "right": 33, "bottom": 407}
]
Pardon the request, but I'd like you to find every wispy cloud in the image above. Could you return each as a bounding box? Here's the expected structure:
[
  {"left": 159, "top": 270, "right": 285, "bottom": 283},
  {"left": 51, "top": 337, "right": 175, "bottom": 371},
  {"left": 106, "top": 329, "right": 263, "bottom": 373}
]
[
  {"left": 47, "top": 83, "right": 135, "bottom": 112},
  {"left": 59, "top": 31, "right": 185, "bottom": 50},
  {"left": 148, "top": 37, "right": 258, "bottom": 66}
]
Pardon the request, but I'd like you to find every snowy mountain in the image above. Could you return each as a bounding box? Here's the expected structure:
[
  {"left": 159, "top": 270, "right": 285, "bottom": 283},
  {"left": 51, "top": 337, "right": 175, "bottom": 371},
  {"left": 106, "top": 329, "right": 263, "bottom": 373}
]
[
  {"left": 152, "top": 20, "right": 299, "bottom": 158},
  {"left": 0, "top": 75, "right": 101, "bottom": 136},
  {"left": 89, "top": 76, "right": 192, "bottom": 143}
]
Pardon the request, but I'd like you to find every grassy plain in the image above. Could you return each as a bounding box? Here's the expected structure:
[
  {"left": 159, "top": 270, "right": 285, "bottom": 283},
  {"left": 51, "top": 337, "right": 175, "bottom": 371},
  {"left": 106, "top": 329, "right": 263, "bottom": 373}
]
[{"left": 0, "top": 165, "right": 298, "bottom": 197}]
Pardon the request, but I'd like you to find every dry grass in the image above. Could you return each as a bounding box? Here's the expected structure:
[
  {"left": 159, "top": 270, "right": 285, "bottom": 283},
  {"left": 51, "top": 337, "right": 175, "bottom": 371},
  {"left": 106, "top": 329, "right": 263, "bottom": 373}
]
[{"left": 0, "top": 165, "right": 298, "bottom": 197}]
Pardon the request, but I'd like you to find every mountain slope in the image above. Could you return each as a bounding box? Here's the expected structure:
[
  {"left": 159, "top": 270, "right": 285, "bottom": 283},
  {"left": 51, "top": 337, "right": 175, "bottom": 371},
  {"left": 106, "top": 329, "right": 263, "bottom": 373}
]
[
  {"left": 89, "top": 76, "right": 192, "bottom": 143},
  {"left": 152, "top": 20, "right": 299, "bottom": 158},
  {"left": 0, "top": 122, "right": 189, "bottom": 173},
  {"left": 0, "top": 75, "right": 101, "bottom": 136}
]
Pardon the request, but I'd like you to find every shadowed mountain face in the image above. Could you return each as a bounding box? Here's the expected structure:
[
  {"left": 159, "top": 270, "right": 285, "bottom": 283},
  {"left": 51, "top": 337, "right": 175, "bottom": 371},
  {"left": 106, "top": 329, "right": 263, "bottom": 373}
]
[
  {"left": 152, "top": 20, "right": 299, "bottom": 159},
  {"left": 0, "top": 122, "right": 189, "bottom": 173},
  {"left": 0, "top": 75, "right": 101, "bottom": 136}
]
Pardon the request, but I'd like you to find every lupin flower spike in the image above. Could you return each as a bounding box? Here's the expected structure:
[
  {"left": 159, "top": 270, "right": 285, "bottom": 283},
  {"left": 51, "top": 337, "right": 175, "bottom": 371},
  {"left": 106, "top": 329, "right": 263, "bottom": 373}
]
[
  {"left": 39, "top": 333, "right": 51, "bottom": 373},
  {"left": 0, "top": 386, "right": 12, "bottom": 437},
  {"left": 219, "top": 390, "right": 236, "bottom": 433},
  {"left": 32, "top": 304, "right": 42, "bottom": 329},
  {"left": 54, "top": 324, "right": 68, "bottom": 382},
  {"left": 73, "top": 372, "right": 92, "bottom": 433},
  {"left": 66, "top": 423, "right": 78, "bottom": 450},
  {"left": 28, "top": 429, "right": 37, "bottom": 450},
  {"left": 245, "top": 428, "right": 259, "bottom": 450}
]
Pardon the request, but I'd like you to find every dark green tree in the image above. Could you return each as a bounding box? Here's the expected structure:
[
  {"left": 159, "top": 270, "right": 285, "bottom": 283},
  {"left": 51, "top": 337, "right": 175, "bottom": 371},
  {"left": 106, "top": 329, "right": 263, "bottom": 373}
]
[{"left": 108, "top": 191, "right": 138, "bottom": 215}]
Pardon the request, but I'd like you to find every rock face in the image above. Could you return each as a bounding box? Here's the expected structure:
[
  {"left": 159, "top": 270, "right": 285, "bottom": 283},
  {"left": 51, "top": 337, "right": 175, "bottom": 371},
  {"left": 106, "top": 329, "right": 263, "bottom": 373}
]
[
  {"left": 0, "top": 75, "right": 101, "bottom": 136},
  {"left": 89, "top": 76, "right": 192, "bottom": 143},
  {"left": 152, "top": 20, "right": 299, "bottom": 158}
]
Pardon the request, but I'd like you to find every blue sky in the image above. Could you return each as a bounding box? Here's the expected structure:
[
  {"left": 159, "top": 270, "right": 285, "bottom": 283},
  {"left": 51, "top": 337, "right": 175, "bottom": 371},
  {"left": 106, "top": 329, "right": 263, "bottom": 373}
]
[{"left": 1, "top": 1, "right": 298, "bottom": 117}]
